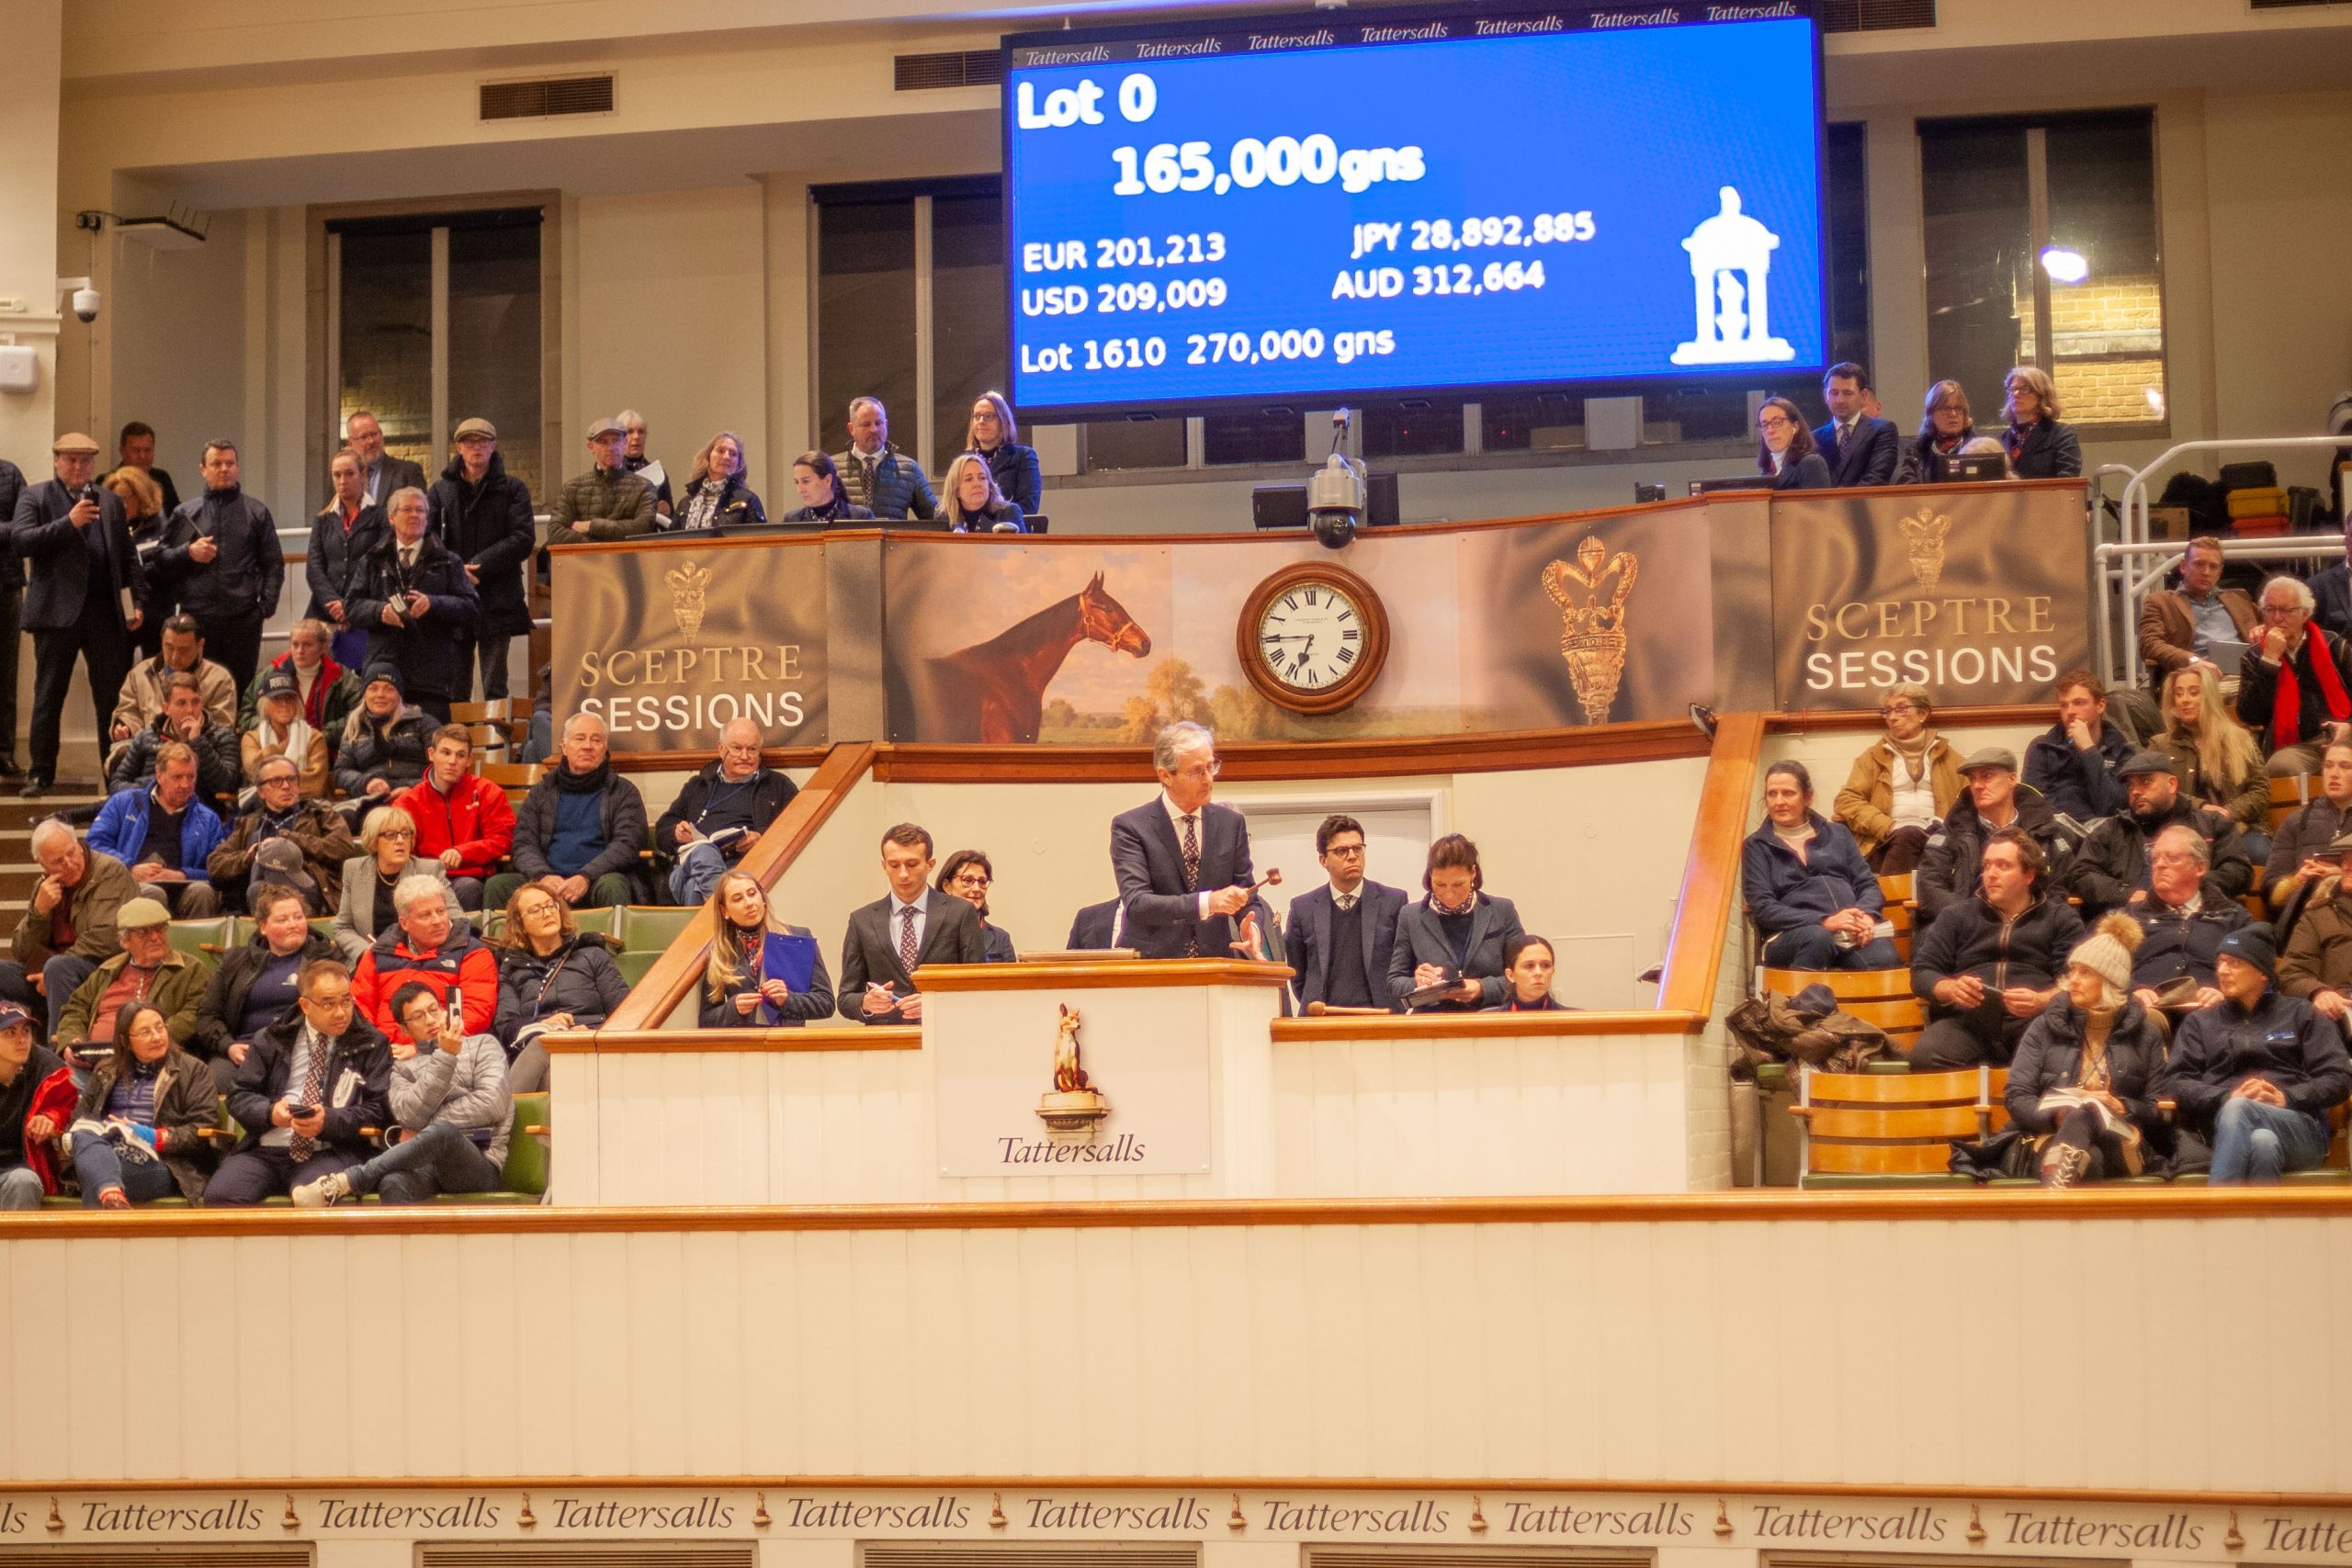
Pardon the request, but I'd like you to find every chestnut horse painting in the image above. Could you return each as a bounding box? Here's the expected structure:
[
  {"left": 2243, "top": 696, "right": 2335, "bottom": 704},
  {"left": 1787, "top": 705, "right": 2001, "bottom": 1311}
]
[{"left": 920, "top": 572, "right": 1153, "bottom": 742}]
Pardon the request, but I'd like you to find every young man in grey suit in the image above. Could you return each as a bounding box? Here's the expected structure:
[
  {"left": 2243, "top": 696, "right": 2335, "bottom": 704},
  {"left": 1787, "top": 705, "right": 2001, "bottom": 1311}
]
[
  {"left": 1284, "top": 814, "right": 1407, "bottom": 1012},
  {"left": 1108, "top": 721, "right": 1254, "bottom": 960},
  {"left": 837, "top": 823, "right": 984, "bottom": 1024}
]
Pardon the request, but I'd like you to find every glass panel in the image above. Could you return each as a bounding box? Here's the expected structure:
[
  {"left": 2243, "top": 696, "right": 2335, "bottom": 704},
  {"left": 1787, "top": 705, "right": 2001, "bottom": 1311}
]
[
  {"left": 816, "top": 198, "right": 918, "bottom": 456},
  {"left": 2044, "top": 113, "right": 2164, "bottom": 427},
  {"left": 1084, "top": 417, "right": 1186, "bottom": 470},
  {"left": 932, "top": 191, "right": 1008, "bottom": 476},
  {"left": 1361, "top": 400, "right": 1464, "bottom": 459},
  {"left": 446, "top": 220, "right": 544, "bottom": 498},
  {"left": 337, "top": 229, "right": 433, "bottom": 479},
  {"left": 1204, "top": 411, "right": 1304, "bottom": 466},
  {"left": 1920, "top": 120, "right": 2030, "bottom": 429}
]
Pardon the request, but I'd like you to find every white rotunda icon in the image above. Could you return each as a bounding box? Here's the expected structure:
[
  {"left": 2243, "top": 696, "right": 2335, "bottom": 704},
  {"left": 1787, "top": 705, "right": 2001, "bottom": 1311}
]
[{"left": 1670, "top": 186, "right": 1795, "bottom": 365}]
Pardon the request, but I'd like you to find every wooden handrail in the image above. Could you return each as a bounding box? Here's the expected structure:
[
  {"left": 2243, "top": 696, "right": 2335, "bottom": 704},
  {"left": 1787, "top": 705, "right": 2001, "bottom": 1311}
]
[
  {"left": 1272, "top": 1009, "right": 1702, "bottom": 1041},
  {"left": 1657, "top": 711, "right": 1765, "bottom": 1016},
  {"left": 871, "top": 720, "right": 1706, "bottom": 784},
  {"left": 547, "top": 1025, "right": 922, "bottom": 1054},
  {"left": 6, "top": 1183, "right": 2352, "bottom": 1239},
  {"left": 599, "top": 741, "right": 877, "bottom": 1032}
]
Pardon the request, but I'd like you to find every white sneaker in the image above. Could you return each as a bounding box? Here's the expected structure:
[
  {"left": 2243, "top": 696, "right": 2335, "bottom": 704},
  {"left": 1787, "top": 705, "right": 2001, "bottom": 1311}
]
[{"left": 290, "top": 1170, "right": 352, "bottom": 1209}]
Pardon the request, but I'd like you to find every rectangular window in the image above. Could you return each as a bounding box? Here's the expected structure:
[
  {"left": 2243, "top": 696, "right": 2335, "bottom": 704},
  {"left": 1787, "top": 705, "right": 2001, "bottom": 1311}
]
[
  {"left": 446, "top": 217, "right": 544, "bottom": 497},
  {"left": 329, "top": 209, "right": 545, "bottom": 494},
  {"left": 932, "top": 187, "right": 1009, "bottom": 475},
  {"left": 334, "top": 226, "right": 433, "bottom": 474},
  {"left": 1920, "top": 108, "right": 2165, "bottom": 432},
  {"left": 815, "top": 193, "right": 919, "bottom": 460}
]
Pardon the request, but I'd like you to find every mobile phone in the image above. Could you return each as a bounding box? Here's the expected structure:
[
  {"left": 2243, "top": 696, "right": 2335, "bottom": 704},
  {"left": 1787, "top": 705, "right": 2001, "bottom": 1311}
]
[{"left": 288, "top": 1102, "right": 318, "bottom": 1119}]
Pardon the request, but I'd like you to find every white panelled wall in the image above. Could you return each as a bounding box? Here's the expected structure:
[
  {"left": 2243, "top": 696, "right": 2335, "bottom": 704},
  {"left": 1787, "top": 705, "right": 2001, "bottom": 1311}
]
[{"left": 3, "top": 1204, "right": 2348, "bottom": 1495}]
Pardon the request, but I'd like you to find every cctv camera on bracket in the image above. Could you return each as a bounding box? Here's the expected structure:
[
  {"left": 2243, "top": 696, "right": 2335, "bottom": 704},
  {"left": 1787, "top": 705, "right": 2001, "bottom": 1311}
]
[{"left": 56, "top": 278, "right": 98, "bottom": 324}]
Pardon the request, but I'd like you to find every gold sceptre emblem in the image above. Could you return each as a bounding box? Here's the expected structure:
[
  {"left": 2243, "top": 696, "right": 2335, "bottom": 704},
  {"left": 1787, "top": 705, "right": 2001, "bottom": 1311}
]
[
  {"left": 1035, "top": 1002, "right": 1109, "bottom": 1142},
  {"left": 665, "top": 558, "right": 713, "bottom": 639},
  {"left": 1900, "top": 505, "right": 1951, "bottom": 591},
  {"left": 1542, "top": 534, "right": 1640, "bottom": 726}
]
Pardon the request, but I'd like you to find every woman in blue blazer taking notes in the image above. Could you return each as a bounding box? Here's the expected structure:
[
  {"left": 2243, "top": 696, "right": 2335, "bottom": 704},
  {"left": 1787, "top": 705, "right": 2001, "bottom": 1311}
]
[{"left": 701, "top": 872, "right": 835, "bottom": 1027}]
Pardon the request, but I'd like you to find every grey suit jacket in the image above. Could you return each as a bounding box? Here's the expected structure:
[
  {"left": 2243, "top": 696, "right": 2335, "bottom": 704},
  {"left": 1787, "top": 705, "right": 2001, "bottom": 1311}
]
[
  {"left": 330, "top": 854, "right": 466, "bottom": 964},
  {"left": 1110, "top": 798, "right": 1253, "bottom": 959},
  {"left": 836, "top": 888, "right": 984, "bottom": 1022},
  {"left": 1284, "top": 879, "right": 1408, "bottom": 1010},
  {"left": 1386, "top": 892, "right": 1527, "bottom": 1011}
]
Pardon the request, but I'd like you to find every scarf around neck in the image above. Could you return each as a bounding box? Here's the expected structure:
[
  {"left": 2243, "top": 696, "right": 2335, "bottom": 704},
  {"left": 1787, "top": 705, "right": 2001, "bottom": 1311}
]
[{"left": 2272, "top": 630, "right": 2352, "bottom": 747}]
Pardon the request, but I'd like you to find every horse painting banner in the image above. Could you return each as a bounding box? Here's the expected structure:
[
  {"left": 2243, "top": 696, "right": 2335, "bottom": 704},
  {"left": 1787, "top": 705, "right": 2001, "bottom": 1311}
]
[
  {"left": 550, "top": 539, "right": 829, "bottom": 752},
  {"left": 1769, "top": 480, "right": 2091, "bottom": 710},
  {"left": 881, "top": 518, "right": 1717, "bottom": 743}
]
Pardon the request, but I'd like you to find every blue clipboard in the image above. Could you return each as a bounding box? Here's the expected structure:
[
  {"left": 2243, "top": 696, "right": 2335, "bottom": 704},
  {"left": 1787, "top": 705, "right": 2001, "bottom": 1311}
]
[{"left": 757, "top": 931, "right": 819, "bottom": 1024}]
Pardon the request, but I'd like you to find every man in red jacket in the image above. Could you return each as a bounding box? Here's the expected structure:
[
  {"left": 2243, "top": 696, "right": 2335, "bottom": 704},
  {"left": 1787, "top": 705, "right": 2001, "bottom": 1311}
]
[
  {"left": 351, "top": 874, "right": 500, "bottom": 1045},
  {"left": 391, "top": 725, "right": 514, "bottom": 911}
]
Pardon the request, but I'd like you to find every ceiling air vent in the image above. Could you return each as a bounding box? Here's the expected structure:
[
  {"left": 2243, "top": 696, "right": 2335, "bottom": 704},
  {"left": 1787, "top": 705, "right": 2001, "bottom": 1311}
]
[
  {"left": 895, "top": 49, "right": 1006, "bottom": 91},
  {"left": 480, "top": 73, "right": 616, "bottom": 121},
  {"left": 1821, "top": 0, "right": 1936, "bottom": 29}
]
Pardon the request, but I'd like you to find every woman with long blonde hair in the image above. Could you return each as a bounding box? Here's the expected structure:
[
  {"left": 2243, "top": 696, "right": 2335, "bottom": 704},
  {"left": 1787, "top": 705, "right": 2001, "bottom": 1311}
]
[
  {"left": 701, "top": 871, "right": 833, "bottom": 1026},
  {"left": 2155, "top": 664, "right": 2269, "bottom": 857}
]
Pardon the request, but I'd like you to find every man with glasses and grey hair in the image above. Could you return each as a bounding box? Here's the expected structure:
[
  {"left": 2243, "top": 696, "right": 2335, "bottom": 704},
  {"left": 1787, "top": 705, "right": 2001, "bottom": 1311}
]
[
  {"left": 2239, "top": 573, "right": 2352, "bottom": 777},
  {"left": 1110, "top": 721, "right": 1256, "bottom": 959},
  {"left": 0, "top": 819, "right": 136, "bottom": 1037},
  {"left": 655, "top": 717, "right": 797, "bottom": 907}
]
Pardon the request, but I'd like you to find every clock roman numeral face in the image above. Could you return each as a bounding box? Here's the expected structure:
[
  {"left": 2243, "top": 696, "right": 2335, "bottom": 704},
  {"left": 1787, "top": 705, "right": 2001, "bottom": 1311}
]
[{"left": 1259, "top": 583, "right": 1363, "bottom": 692}]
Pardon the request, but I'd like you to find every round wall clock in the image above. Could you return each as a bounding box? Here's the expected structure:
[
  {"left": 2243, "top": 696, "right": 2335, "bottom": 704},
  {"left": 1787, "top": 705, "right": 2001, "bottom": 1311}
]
[{"left": 1235, "top": 560, "right": 1391, "bottom": 715}]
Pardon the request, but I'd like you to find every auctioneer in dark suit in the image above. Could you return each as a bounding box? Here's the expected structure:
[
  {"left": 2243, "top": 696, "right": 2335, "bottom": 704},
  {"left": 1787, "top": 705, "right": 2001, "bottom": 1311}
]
[
  {"left": 1285, "top": 879, "right": 1408, "bottom": 1011},
  {"left": 836, "top": 887, "right": 985, "bottom": 1023},
  {"left": 1811, "top": 413, "right": 1900, "bottom": 488},
  {"left": 1386, "top": 891, "right": 1527, "bottom": 1011},
  {"left": 1109, "top": 797, "right": 1253, "bottom": 959}
]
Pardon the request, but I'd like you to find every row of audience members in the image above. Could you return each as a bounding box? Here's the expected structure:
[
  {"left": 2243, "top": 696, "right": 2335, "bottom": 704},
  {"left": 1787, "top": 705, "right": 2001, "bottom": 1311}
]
[
  {"left": 0, "top": 769, "right": 1567, "bottom": 1209},
  {"left": 1752, "top": 363, "right": 2080, "bottom": 491},
  {"left": 0, "top": 394, "right": 1037, "bottom": 796},
  {"left": 1745, "top": 675, "right": 2352, "bottom": 1183}
]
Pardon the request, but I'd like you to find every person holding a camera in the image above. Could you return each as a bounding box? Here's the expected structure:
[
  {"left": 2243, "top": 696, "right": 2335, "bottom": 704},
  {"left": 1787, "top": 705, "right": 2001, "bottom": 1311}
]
[{"left": 8, "top": 433, "right": 147, "bottom": 799}]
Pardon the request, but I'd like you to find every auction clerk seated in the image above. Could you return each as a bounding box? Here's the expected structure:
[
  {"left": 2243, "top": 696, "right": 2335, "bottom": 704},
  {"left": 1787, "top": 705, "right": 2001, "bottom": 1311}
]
[
  {"left": 701, "top": 872, "right": 835, "bottom": 1027},
  {"left": 1483, "top": 934, "right": 1575, "bottom": 1012}
]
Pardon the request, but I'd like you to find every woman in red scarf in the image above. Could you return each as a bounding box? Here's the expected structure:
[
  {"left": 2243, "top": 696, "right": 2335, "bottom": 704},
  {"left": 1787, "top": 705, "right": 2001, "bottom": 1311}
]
[{"left": 2237, "top": 574, "right": 2352, "bottom": 778}]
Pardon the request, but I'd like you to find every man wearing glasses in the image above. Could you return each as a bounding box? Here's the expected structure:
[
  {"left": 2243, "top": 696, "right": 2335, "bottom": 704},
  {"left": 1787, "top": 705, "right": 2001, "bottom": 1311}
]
[
  {"left": 1283, "top": 814, "right": 1406, "bottom": 1012},
  {"left": 2237, "top": 574, "right": 2352, "bottom": 776},
  {"left": 1110, "top": 721, "right": 1256, "bottom": 960}
]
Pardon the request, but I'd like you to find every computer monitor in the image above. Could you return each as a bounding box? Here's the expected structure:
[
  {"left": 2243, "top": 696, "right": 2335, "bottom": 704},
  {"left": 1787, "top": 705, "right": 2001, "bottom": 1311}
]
[
  {"left": 1689, "top": 474, "right": 1774, "bottom": 496},
  {"left": 1937, "top": 450, "right": 2008, "bottom": 483}
]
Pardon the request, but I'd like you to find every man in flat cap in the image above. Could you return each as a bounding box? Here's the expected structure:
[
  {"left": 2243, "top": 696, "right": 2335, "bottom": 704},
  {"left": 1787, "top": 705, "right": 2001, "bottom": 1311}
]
[
  {"left": 1915, "top": 746, "right": 2075, "bottom": 920},
  {"left": 9, "top": 434, "right": 147, "bottom": 798},
  {"left": 545, "top": 418, "right": 656, "bottom": 546}
]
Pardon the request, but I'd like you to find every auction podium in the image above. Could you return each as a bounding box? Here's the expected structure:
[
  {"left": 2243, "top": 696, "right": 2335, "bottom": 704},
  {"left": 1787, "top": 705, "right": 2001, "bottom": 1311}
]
[{"left": 914, "top": 957, "right": 1293, "bottom": 1198}]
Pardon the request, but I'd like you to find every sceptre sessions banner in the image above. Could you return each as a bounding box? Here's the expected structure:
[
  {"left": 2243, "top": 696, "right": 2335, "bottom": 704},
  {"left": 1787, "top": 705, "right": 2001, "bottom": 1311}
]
[
  {"left": 1769, "top": 481, "right": 2092, "bottom": 709},
  {"left": 550, "top": 543, "right": 829, "bottom": 751}
]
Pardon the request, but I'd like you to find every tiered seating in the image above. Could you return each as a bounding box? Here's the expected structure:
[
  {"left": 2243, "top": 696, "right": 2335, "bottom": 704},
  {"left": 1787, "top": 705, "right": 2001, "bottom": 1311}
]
[{"left": 1789, "top": 1066, "right": 2007, "bottom": 1189}]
